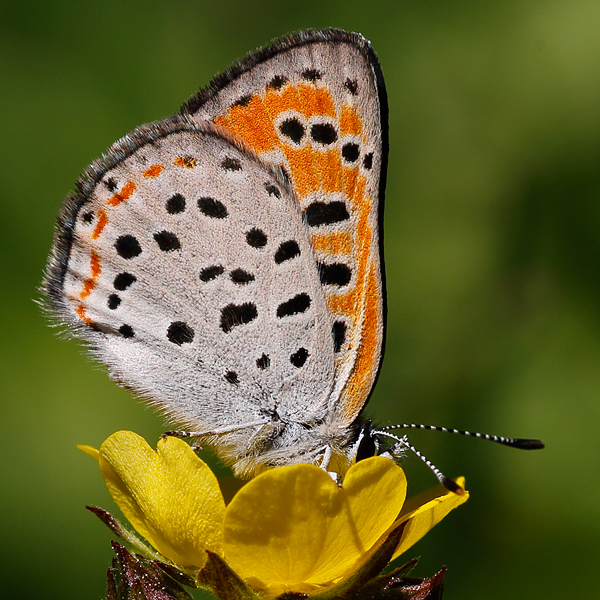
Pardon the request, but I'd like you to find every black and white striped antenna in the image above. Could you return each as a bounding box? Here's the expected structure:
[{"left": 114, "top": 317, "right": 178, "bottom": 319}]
[{"left": 376, "top": 424, "right": 544, "bottom": 494}]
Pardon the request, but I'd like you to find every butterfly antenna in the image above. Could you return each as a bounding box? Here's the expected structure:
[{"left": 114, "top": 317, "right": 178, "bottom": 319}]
[
  {"left": 379, "top": 431, "right": 464, "bottom": 494},
  {"left": 380, "top": 423, "right": 544, "bottom": 450}
]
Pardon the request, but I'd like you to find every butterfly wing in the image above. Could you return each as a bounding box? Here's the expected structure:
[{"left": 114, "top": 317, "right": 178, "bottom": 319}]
[
  {"left": 45, "top": 118, "right": 337, "bottom": 462},
  {"left": 183, "top": 29, "right": 388, "bottom": 427}
]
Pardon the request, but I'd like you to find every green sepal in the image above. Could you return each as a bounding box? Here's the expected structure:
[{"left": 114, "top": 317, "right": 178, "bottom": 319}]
[{"left": 87, "top": 505, "right": 165, "bottom": 563}]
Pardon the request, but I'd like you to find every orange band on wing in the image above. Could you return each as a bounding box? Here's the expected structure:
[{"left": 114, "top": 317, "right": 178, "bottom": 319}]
[
  {"left": 339, "top": 263, "right": 381, "bottom": 422},
  {"left": 143, "top": 164, "right": 164, "bottom": 178},
  {"left": 173, "top": 156, "right": 198, "bottom": 168},
  {"left": 283, "top": 147, "right": 343, "bottom": 197},
  {"left": 75, "top": 303, "right": 93, "bottom": 326},
  {"left": 108, "top": 181, "right": 136, "bottom": 206},
  {"left": 80, "top": 251, "right": 101, "bottom": 299},
  {"left": 92, "top": 209, "right": 108, "bottom": 239},
  {"left": 340, "top": 105, "right": 363, "bottom": 136},
  {"left": 262, "top": 83, "right": 336, "bottom": 120},
  {"left": 216, "top": 83, "right": 339, "bottom": 156},
  {"left": 312, "top": 231, "right": 353, "bottom": 256},
  {"left": 216, "top": 95, "right": 279, "bottom": 154}
]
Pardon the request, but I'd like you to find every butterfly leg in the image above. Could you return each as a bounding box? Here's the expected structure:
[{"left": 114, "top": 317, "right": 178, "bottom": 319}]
[
  {"left": 318, "top": 445, "right": 341, "bottom": 482},
  {"left": 320, "top": 444, "right": 333, "bottom": 470},
  {"left": 163, "top": 419, "right": 270, "bottom": 440}
]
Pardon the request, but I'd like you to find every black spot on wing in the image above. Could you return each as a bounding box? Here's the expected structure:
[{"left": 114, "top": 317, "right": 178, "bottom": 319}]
[
  {"left": 119, "top": 324, "right": 134, "bottom": 338},
  {"left": 277, "top": 293, "right": 311, "bottom": 318},
  {"left": 301, "top": 68, "right": 321, "bottom": 81},
  {"left": 265, "top": 184, "right": 281, "bottom": 198},
  {"left": 332, "top": 321, "right": 347, "bottom": 353},
  {"left": 115, "top": 235, "right": 142, "bottom": 259},
  {"left": 317, "top": 262, "right": 352, "bottom": 286},
  {"left": 256, "top": 353, "right": 270, "bottom": 369},
  {"left": 274, "top": 240, "right": 301, "bottom": 264},
  {"left": 280, "top": 118, "right": 305, "bottom": 144},
  {"left": 290, "top": 347, "right": 309, "bottom": 367},
  {"left": 105, "top": 178, "right": 118, "bottom": 192},
  {"left": 166, "top": 194, "right": 186, "bottom": 214},
  {"left": 198, "top": 197, "right": 228, "bottom": 218},
  {"left": 232, "top": 94, "right": 252, "bottom": 107},
  {"left": 200, "top": 265, "right": 224, "bottom": 282},
  {"left": 344, "top": 78, "right": 358, "bottom": 95},
  {"left": 220, "top": 302, "right": 258, "bottom": 332},
  {"left": 363, "top": 153, "right": 373, "bottom": 170},
  {"left": 167, "top": 321, "right": 195, "bottom": 345},
  {"left": 221, "top": 157, "right": 242, "bottom": 171},
  {"left": 268, "top": 75, "right": 288, "bottom": 90},
  {"left": 82, "top": 212, "right": 94, "bottom": 224},
  {"left": 225, "top": 371, "right": 239, "bottom": 384},
  {"left": 230, "top": 269, "right": 255, "bottom": 284},
  {"left": 108, "top": 294, "right": 121, "bottom": 310},
  {"left": 342, "top": 143, "right": 360, "bottom": 163},
  {"left": 114, "top": 272, "right": 136, "bottom": 290},
  {"left": 311, "top": 123, "right": 337, "bottom": 145},
  {"left": 154, "top": 231, "right": 181, "bottom": 252},
  {"left": 303, "top": 202, "right": 349, "bottom": 227},
  {"left": 246, "top": 228, "right": 267, "bottom": 248}
]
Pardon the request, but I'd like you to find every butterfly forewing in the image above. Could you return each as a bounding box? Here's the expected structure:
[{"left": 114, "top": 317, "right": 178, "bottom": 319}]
[
  {"left": 46, "top": 119, "right": 336, "bottom": 444},
  {"left": 183, "top": 29, "right": 387, "bottom": 426}
]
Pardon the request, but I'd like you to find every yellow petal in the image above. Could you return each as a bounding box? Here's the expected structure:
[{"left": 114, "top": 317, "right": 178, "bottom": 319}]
[
  {"left": 78, "top": 444, "right": 100, "bottom": 461},
  {"left": 223, "top": 456, "right": 406, "bottom": 596},
  {"left": 391, "top": 477, "right": 469, "bottom": 560},
  {"left": 98, "top": 431, "right": 226, "bottom": 568}
]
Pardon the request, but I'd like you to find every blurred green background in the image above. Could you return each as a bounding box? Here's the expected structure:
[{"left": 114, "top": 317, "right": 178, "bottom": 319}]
[{"left": 1, "top": 0, "right": 599, "bottom": 598}]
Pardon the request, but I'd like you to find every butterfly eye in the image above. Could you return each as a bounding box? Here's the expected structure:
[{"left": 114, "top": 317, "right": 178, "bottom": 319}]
[{"left": 355, "top": 423, "right": 378, "bottom": 462}]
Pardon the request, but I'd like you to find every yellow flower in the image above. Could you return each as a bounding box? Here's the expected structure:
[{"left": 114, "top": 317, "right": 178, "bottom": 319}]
[{"left": 81, "top": 431, "right": 469, "bottom": 599}]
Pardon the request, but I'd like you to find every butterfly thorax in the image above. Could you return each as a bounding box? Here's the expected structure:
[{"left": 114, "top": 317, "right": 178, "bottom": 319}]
[{"left": 205, "top": 412, "right": 361, "bottom": 478}]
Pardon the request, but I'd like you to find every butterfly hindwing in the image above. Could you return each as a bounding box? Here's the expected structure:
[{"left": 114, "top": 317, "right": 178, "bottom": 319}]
[{"left": 45, "top": 119, "right": 337, "bottom": 453}]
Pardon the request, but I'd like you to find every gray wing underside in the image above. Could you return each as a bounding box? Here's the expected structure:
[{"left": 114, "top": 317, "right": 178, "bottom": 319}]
[{"left": 51, "top": 120, "right": 336, "bottom": 432}]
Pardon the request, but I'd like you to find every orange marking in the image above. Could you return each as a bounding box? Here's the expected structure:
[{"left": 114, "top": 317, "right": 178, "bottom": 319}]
[
  {"left": 108, "top": 181, "right": 136, "bottom": 206},
  {"left": 80, "top": 251, "right": 101, "bottom": 299},
  {"left": 312, "top": 232, "right": 353, "bottom": 255},
  {"left": 321, "top": 150, "right": 343, "bottom": 193},
  {"left": 340, "top": 105, "right": 363, "bottom": 135},
  {"left": 284, "top": 146, "right": 318, "bottom": 197},
  {"left": 92, "top": 209, "right": 108, "bottom": 239},
  {"left": 75, "top": 304, "right": 93, "bottom": 326},
  {"left": 297, "top": 83, "right": 336, "bottom": 118},
  {"left": 173, "top": 156, "right": 198, "bottom": 168},
  {"left": 327, "top": 228, "right": 372, "bottom": 316},
  {"left": 216, "top": 95, "right": 279, "bottom": 154},
  {"left": 340, "top": 264, "right": 381, "bottom": 423},
  {"left": 262, "top": 84, "right": 302, "bottom": 118},
  {"left": 326, "top": 188, "right": 373, "bottom": 317},
  {"left": 143, "top": 164, "right": 164, "bottom": 178},
  {"left": 262, "top": 83, "right": 336, "bottom": 120},
  {"left": 284, "top": 147, "right": 343, "bottom": 197},
  {"left": 342, "top": 167, "right": 367, "bottom": 214},
  {"left": 216, "top": 83, "right": 338, "bottom": 157}
]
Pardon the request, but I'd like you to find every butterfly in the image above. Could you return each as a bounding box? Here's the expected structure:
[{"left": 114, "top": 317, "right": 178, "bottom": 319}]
[
  {"left": 44, "top": 28, "right": 543, "bottom": 483},
  {"left": 45, "top": 29, "right": 388, "bottom": 478}
]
